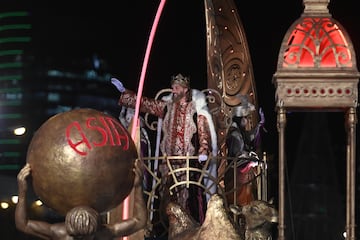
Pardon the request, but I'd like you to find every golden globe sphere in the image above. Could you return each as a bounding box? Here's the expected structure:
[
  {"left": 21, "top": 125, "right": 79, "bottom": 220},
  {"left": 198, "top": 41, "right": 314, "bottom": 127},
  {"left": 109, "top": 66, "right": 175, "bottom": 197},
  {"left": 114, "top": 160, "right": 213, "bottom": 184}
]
[{"left": 26, "top": 108, "right": 138, "bottom": 216}]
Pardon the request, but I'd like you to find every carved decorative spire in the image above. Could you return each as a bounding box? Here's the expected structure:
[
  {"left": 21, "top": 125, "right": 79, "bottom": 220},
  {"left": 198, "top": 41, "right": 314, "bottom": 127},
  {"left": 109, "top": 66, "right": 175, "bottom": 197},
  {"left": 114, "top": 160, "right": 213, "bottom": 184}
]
[{"left": 303, "top": 0, "right": 330, "bottom": 16}]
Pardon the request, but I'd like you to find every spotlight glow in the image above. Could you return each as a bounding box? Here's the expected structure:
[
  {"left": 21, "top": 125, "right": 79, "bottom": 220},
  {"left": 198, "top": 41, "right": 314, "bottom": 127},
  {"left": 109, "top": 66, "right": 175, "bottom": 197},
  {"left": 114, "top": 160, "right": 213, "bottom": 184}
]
[
  {"left": 11, "top": 195, "right": 18, "bottom": 204},
  {"left": 14, "top": 126, "right": 26, "bottom": 136},
  {"left": 34, "top": 200, "right": 43, "bottom": 206},
  {"left": 0, "top": 202, "right": 9, "bottom": 209}
]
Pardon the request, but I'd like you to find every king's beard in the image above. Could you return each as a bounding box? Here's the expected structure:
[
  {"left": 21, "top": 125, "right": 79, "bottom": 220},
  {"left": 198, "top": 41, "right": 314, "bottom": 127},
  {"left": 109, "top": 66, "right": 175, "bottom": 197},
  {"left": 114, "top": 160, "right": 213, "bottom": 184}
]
[{"left": 172, "top": 91, "right": 186, "bottom": 103}]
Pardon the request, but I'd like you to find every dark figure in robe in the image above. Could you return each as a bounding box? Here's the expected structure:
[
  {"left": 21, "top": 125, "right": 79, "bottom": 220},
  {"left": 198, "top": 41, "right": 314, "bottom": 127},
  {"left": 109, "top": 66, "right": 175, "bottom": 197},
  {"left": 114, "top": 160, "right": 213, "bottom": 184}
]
[{"left": 225, "top": 96, "right": 265, "bottom": 206}]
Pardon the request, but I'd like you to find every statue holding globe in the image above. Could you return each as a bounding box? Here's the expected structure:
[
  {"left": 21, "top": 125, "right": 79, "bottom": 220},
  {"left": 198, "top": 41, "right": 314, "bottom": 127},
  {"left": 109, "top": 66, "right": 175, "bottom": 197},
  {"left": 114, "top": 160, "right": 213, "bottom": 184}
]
[{"left": 15, "top": 108, "right": 148, "bottom": 239}]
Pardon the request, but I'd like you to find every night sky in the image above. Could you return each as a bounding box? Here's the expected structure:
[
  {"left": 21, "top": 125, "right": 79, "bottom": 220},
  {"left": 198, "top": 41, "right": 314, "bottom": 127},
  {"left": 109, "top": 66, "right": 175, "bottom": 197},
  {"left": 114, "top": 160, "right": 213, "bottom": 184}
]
[{"left": 29, "top": 0, "right": 360, "bottom": 99}]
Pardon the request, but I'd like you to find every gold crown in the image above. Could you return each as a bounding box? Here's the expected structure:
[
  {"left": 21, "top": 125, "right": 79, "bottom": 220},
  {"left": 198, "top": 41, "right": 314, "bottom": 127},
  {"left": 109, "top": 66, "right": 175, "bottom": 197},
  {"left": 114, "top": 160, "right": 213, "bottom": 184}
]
[{"left": 171, "top": 73, "right": 190, "bottom": 88}]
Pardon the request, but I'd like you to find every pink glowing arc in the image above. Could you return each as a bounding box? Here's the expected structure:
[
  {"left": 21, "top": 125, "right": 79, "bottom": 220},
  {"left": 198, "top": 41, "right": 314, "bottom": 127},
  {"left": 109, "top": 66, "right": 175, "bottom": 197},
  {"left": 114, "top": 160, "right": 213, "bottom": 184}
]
[{"left": 122, "top": 0, "right": 167, "bottom": 228}]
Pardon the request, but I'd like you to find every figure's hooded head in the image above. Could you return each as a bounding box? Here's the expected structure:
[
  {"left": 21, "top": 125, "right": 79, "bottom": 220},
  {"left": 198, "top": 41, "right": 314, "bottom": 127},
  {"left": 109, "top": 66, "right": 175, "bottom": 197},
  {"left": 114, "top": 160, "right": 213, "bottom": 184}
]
[{"left": 232, "top": 94, "right": 255, "bottom": 118}]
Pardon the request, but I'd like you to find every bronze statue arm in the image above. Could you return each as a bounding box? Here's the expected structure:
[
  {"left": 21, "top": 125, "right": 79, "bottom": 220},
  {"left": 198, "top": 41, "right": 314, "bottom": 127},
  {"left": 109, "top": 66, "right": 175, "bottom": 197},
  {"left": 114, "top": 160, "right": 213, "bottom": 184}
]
[
  {"left": 15, "top": 163, "right": 61, "bottom": 239},
  {"left": 107, "top": 159, "right": 148, "bottom": 237}
]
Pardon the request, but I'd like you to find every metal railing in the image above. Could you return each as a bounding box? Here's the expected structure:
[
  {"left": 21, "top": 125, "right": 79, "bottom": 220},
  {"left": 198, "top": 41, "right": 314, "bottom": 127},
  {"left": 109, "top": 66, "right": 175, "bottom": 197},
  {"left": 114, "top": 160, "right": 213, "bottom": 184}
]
[{"left": 140, "top": 153, "right": 267, "bottom": 238}]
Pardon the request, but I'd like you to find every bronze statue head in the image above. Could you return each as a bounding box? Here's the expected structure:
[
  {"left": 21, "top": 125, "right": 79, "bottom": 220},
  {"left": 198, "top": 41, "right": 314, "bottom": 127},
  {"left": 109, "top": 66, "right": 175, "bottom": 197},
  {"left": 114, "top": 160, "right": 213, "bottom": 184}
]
[{"left": 65, "top": 206, "right": 100, "bottom": 238}]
